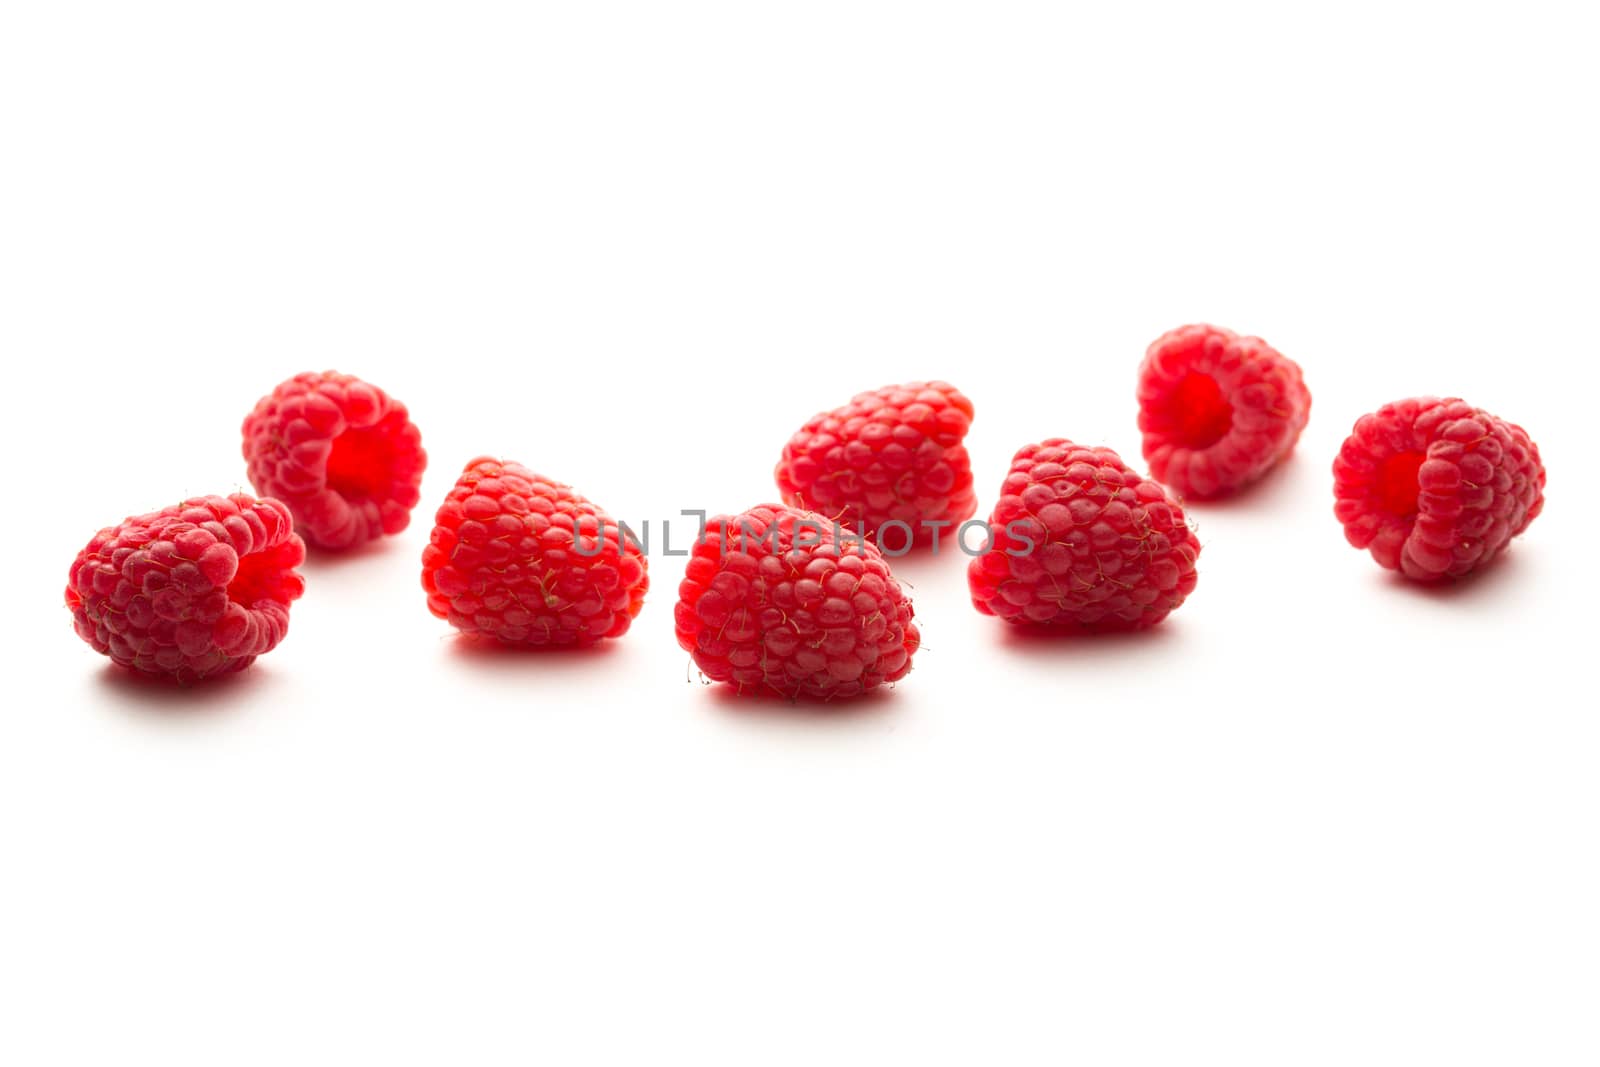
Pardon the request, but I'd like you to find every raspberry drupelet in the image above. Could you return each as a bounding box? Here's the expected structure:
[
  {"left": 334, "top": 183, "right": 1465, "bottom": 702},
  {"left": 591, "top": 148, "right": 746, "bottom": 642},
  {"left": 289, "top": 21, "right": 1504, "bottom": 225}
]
[
  {"left": 242, "top": 371, "right": 427, "bottom": 550},
  {"left": 1333, "top": 397, "right": 1544, "bottom": 581},
  {"left": 775, "top": 381, "right": 976, "bottom": 550},
  {"left": 968, "top": 440, "right": 1201, "bottom": 630},
  {"left": 1137, "top": 324, "right": 1311, "bottom": 498},
  {"left": 675, "top": 504, "right": 919, "bottom": 699},
  {"left": 66, "top": 494, "right": 306, "bottom": 682},
  {"left": 422, "top": 458, "right": 648, "bottom": 647}
]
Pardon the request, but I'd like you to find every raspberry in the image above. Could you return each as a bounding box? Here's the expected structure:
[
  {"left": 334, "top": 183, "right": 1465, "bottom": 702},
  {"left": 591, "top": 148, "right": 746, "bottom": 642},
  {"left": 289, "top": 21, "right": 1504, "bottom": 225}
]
[
  {"left": 968, "top": 440, "right": 1201, "bottom": 630},
  {"left": 675, "top": 504, "right": 919, "bottom": 699},
  {"left": 1333, "top": 397, "right": 1545, "bottom": 581},
  {"left": 421, "top": 458, "right": 648, "bottom": 647},
  {"left": 1137, "top": 324, "right": 1311, "bottom": 498},
  {"left": 242, "top": 371, "right": 427, "bottom": 550},
  {"left": 775, "top": 381, "right": 976, "bottom": 549},
  {"left": 65, "top": 494, "right": 306, "bottom": 682}
]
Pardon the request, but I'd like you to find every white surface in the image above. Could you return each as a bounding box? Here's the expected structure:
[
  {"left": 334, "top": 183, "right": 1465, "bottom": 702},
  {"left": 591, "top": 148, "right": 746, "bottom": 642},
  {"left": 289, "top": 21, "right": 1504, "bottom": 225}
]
[{"left": 3, "top": 3, "right": 1597, "bottom": 1064}]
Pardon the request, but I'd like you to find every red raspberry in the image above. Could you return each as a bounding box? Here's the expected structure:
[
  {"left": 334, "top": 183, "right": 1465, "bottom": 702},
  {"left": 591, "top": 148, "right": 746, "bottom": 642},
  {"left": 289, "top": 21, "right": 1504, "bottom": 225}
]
[
  {"left": 65, "top": 494, "right": 306, "bottom": 682},
  {"left": 1333, "top": 397, "right": 1545, "bottom": 581},
  {"left": 968, "top": 440, "right": 1201, "bottom": 630},
  {"left": 421, "top": 458, "right": 648, "bottom": 647},
  {"left": 775, "top": 381, "right": 976, "bottom": 549},
  {"left": 675, "top": 504, "right": 920, "bottom": 699},
  {"left": 242, "top": 371, "right": 427, "bottom": 550},
  {"left": 1137, "top": 324, "right": 1311, "bottom": 498}
]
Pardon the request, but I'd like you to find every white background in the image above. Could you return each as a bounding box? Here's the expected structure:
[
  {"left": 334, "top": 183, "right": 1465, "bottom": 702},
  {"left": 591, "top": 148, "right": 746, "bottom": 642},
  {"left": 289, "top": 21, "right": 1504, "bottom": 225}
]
[{"left": 2, "top": 3, "right": 1597, "bottom": 1064}]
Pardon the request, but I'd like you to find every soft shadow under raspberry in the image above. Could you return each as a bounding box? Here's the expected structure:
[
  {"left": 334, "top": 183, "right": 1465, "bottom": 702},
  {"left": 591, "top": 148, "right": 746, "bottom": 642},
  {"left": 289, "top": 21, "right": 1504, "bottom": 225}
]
[
  {"left": 94, "top": 661, "right": 273, "bottom": 716},
  {"left": 700, "top": 677, "right": 902, "bottom": 720},
  {"left": 298, "top": 534, "right": 407, "bottom": 566},
  {"left": 443, "top": 632, "right": 624, "bottom": 674},
  {"left": 992, "top": 619, "right": 1186, "bottom": 663},
  {"left": 1175, "top": 454, "right": 1304, "bottom": 511},
  {"left": 1378, "top": 548, "right": 1530, "bottom": 603}
]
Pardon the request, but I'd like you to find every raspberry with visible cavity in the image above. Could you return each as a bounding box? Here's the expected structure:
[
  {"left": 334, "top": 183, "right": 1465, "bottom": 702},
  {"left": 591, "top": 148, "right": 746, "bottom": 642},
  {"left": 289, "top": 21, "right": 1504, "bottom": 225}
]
[
  {"left": 1137, "top": 324, "right": 1311, "bottom": 498},
  {"left": 422, "top": 458, "right": 648, "bottom": 647},
  {"left": 775, "top": 381, "right": 976, "bottom": 549},
  {"left": 66, "top": 494, "right": 306, "bottom": 682},
  {"left": 242, "top": 371, "right": 426, "bottom": 550},
  {"left": 968, "top": 440, "right": 1201, "bottom": 630},
  {"left": 675, "top": 504, "right": 919, "bottom": 699},
  {"left": 1333, "top": 397, "right": 1545, "bottom": 581}
]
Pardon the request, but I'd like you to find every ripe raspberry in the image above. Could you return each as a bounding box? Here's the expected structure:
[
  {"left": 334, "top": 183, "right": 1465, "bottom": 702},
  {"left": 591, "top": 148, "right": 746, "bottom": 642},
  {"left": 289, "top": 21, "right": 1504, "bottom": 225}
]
[
  {"left": 421, "top": 458, "right": 648, "bottom": 647},
  {"left": 65, "top": 494, "right": 306, "bottom": 682},
  {"left": 1137, "top": 324, "right": 1311, "bottom": 498},
  {"left": 775, "top": 381, "right": 976, "bottom": 550},
  {"left": 968, "top": 440, "right": 1201, "bottom": 630},
  {"left": 1333, "top": 397, "right": 1545, "bottom": 581},
  {"left": 675, "top": 504, "right": 920, "bottom": 699},
  {"left": 242, "top": 371, "right": 427, "bottom": 550}
]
